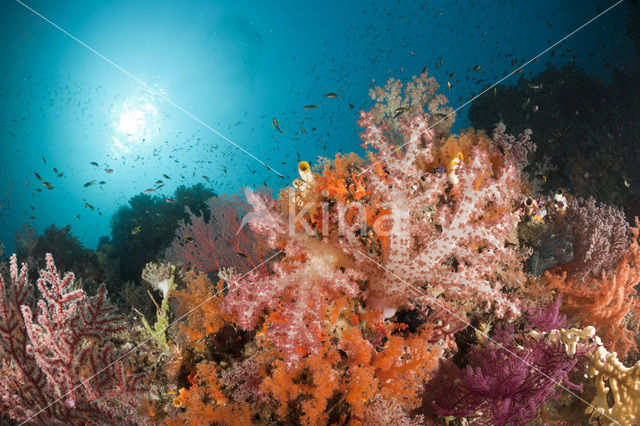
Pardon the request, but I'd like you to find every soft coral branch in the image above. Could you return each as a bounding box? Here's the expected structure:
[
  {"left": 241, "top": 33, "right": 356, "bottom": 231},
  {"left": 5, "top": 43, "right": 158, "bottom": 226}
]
[{"left": 356, "top": 111, "right": 524, "bottom": 317}]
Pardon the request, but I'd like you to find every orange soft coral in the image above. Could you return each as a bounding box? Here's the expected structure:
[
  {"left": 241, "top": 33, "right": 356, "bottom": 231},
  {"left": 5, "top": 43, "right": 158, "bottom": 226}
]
[
  {"left": 428, "top": 128, "right": 506, "bottom": 174},
  {"left": 261, "top": 345, "right": 340, "bottom": 425},
  {"left": 372, "top": 325, "right": 441, "bottom": 409},
  {"left": 338, "top": 325, "right": 441, "bottom": 420},
  {"left": 172, "top": 272, "right": 230, "bottom": 352},
  {"left": 167, "top": 361, "right": 252, "bottom": 426},
  {"left": 543, "top": 223, "right": 640, "bottom": 359}
]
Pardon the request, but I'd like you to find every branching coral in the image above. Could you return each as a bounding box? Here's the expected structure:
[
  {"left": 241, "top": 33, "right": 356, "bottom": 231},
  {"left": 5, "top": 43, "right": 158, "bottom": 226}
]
[
  {"left": 586, "top": 336, "right": 640, "bottom": 425},
  {"left": 530, "top": 326, "right": 640, "bottom": 425}
]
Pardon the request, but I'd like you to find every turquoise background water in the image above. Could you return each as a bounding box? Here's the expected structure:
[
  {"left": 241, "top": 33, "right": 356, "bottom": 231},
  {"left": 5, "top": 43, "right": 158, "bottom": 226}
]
[{"left": 0, "top": 0, "right": 632, "bottom": 252}]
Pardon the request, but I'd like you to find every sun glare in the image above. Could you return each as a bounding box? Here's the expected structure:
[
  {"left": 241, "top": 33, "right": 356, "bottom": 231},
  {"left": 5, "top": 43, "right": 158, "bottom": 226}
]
[{"left": 113, "top": 96, "right": 160, "bottom": 147}]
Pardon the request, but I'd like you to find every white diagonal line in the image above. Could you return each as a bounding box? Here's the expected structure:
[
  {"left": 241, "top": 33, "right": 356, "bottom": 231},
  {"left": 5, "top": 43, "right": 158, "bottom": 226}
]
[
  {"left": 355, "top": 249, "right": 620, "bottom": 425},
  {"left": 13, "top": 0, "right": 284, "bottom": 178},
  {"left": 19, "top": 249, "right": 283, "bottom": 425},
  {"left": 357, "top": 0, "right": 624, "bottom": 178}
]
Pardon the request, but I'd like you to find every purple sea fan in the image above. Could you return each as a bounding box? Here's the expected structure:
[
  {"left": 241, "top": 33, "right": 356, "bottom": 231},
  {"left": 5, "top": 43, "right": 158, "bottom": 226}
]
[
  {"left": 526, "top": 294, "right": 566, "bottom": 332},
  {"left": 428, "top": 323, "right": 589, "bottom": 425},
  {"left": 563, "top": 196, "right": 629, "bottom": 282}
]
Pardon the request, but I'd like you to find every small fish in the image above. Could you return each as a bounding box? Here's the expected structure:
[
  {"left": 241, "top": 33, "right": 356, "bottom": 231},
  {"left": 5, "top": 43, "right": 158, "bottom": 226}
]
[
  {"left": 155, "top": 179, "right": 163, "bottom": 184},
  {"left": 29, "top": 216, "right": 35, "bottom": 220},
  {"left": 33, "top": 172, "right": 43, "bottom": 181},
  {"left": 155, "top": 184, "right": 165, "bottom": 189},
  {"left": 42, "top": 156, "right": 46, "bottom": 166},
  {"left": 90, "top": 162, "right": 99, "bottom": 167},
  {"left": 165, "top": 198, "right": 175, "bottom": 203},
  {"left": 98, "top": 181, "right": 106, "bottom": 185},
  {"left": 527, "top": 83, "right": 543, "bottom": 90},
  {"left": 303, "top": 104, "right": 319, "bottom": 109},
  {"left": 447, "top": 81, "right": 453, "bottom": 90},
  {"left": 514, "top": 67, "right": 523, "bottom": 74},
  {"left": 56, "top": 173, "right": 64, "bottom": 178},
  {"left": 83, "top": 180, "right": 96, "bottom": 187},
  {"left": 104, "top": 168, "right": 114, "bottom": 174},
  {"left": 84, "top": 202, "right": 95, "bottom": 210},
  {"left": 43, "top": 182, "right": 54, "bottom": 190},
  {"left": 393, "top": 106, "right": 413, "bottom": 118},
  {"left": 184, "top": 236, "right": 194, "bottom": 243},
  {"left": 348, "top": 104, "right": 354, "bottom": 111},
  {"left": 163, "top": 174, "right": 171, "bottom": 179},
  {"left": 202, "top": 176, "right": 210, "bottom": 182},
  {"left": 144, "top": 188, "right": 155, "bottom": 194},
  {"left": 325, "top": 92, "right": 339, "bottom": 98},
  {"left": 301, "top": 126, "right": 307, "bottom": 134},
  {"left": 131, "top": 225, "right": 141, "bottom": 235},
  {"left": 272, "top": 117, "right": 284, "bottom": 133},
  {"left": 472, "top": 64, "right": 482, "bottom": 71}
]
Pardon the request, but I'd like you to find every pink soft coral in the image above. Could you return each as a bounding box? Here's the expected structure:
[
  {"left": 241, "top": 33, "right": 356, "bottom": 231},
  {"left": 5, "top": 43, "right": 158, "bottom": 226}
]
[{"left": 351, "top": 111, "right": 525, "bottom": 317}]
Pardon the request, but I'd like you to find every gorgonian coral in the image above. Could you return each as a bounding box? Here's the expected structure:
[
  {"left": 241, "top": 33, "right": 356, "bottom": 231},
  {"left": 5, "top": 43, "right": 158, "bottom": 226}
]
[
  {"left": 425, "top": 300, "right": 589, "bottom": 425},
  {"left": 542, "top": 223, "right": 640, "bottom": 359},
  {"left": 0, "top": 254, "right": 148, "bottom": 424},
  {"left": 562, "top": 196, "right": 630, "bottom": 282}
]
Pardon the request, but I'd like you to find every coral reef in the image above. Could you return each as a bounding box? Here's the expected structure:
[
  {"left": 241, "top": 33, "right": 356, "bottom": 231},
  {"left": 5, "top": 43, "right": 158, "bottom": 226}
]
[{"left": 3, "top": 68, "right": 640, "bottom": 425}]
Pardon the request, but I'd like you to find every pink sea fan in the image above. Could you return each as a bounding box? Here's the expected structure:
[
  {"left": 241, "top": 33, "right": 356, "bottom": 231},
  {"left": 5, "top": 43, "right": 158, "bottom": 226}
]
[
  {"left": 165, "top": 191, "right": 271, "bottom": 274},
  {"left": 0, "top": 254, "right": 147, "bottom": 424}
]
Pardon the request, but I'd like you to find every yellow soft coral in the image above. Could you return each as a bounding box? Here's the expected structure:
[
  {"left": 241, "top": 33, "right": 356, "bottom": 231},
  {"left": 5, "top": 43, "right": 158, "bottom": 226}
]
[
  {"left": 586, "top": 341, "right": 640, "bottom": 425},
  {"left": 530, "top": 326, "right": 640, "bottom": 425}
]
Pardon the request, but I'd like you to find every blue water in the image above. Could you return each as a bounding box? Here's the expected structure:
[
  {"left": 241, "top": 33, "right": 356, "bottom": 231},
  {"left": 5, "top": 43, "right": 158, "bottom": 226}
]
[{"left": 0, "top": 0, "right": 632, "bottom": 253}]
